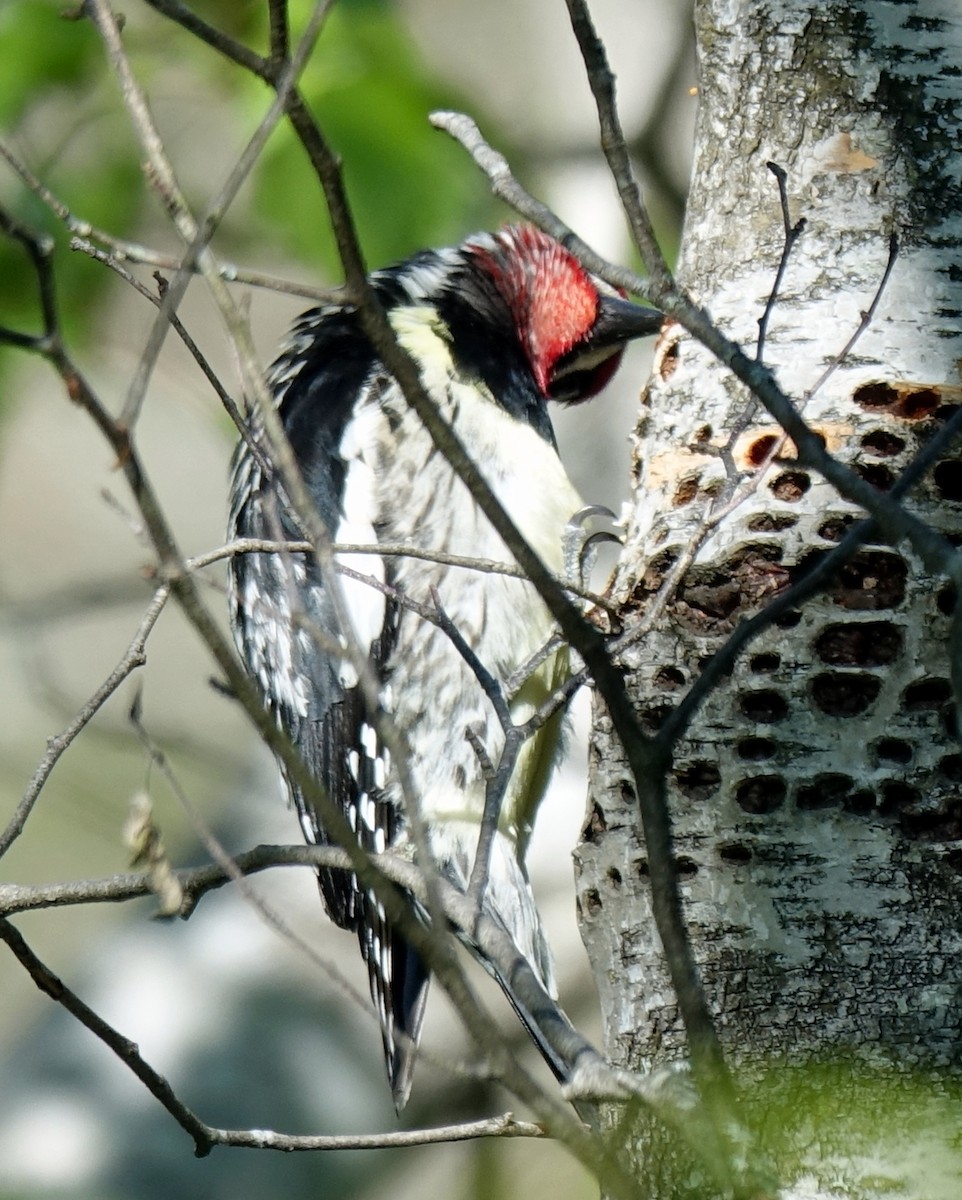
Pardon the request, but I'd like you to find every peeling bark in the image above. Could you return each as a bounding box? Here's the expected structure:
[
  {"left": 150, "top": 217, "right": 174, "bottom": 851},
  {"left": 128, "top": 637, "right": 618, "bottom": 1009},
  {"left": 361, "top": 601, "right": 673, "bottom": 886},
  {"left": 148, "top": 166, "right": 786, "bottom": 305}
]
[{"left": 579, "top": 2, "right": 962, "bottom": 1196}]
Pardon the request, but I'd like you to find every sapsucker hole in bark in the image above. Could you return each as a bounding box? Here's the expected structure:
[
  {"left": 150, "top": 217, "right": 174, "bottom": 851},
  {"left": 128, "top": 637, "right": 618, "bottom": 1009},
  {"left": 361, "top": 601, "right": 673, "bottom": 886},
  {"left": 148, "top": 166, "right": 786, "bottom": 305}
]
[
  {"left": 852, "top": 381, "right": 940, "bottom": 420},
  {"left": 817, "top": 514, "right": 857, "bottom": 542},
  {"left": 932, "top": 459, "right": 962, "bottom": 502},
  {"left": 878, "top": 779, "right": 921, "bottom": 814},
  {"left": 938, "top": 752, "right": 962, "bottom": 782},
  {"left": 943, "top": 847, "right": 962, "bottom": 875},
  {"left": 749, "top": 651, "right": 781, "bottom": 672},
  {"left": 854, "top": 461, "right": 896, "bottom": 491},
  {"left": 653, "top": 665, "right": 686, "bottom": 690},
  {"left": 639, "top": 701, "right": 674, "bottom": 734},
  {"left": 672, "top": 475, "right": 700, "bottom": 506},
  {"left": 718, "top": 841, "right": 752, "bottom": 864},
  {"left": 843, "top": 789, "right": 878, "bottom": 815},
  {"left": 737, "top": 735, "right": 777, "bottom": 761},
  {"left": 747, "top": 512, "right": 799, "bottom": 532},
  {"left": 873, "top": 737, "right": 913, "bottom": 765},
  {"left": 861, "top": 429, "right": 906, "bottom": 457},
  {"left": 770, "top": 469, "right": 811, "bottom": 501},
  {"left": 853, "top": 381, "right": 899, "bottom": 409},
  {"left": 673, "top": 761, "right": 722, "bottom": 802},
  {"left": 936, "top": 584, "right": 956, "bottom": 615},
  {"left": 901, "top": 677, "right": 953, "bottom": 711},
  {"left": 738, "top": 688, "right": 790, "bottom": 723},
  {"left": 813, "top": 549, "right": 907, "bottom": 610},
  {"left": 811, "top": 671, "right": 882, "bottom": 717},
  {"left": 893, "top": 387, "right": 940, "bottom": 420},
  {"left": 795, "top": 772, "right": 857, "bottom": 810},
  {"left": 735, "top": 775, "right": 787, "bottom": 813},
  {"left": 813, "top": 620, "right": 903, "bottom": 666},
  {"left": 582, "top": 801, "right": 609, "bottom": 843}
]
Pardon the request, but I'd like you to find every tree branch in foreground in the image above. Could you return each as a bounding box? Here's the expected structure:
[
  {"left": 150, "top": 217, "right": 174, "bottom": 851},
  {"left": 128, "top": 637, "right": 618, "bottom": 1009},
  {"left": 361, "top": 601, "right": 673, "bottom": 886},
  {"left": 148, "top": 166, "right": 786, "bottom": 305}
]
[
  {"left": 0, "top": 911, "right": 543, "bottom": 1156},
  {"left": 0, "top": 842, "right": 710, "bottom": 1155}
]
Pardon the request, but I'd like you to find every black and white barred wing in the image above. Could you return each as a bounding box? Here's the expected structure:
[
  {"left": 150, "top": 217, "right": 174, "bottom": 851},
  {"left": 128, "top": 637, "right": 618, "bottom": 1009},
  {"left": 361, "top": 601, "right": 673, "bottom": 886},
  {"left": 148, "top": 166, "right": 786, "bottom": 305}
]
[{"left": 227, "top": 310, "right": 429, "bottom": 1105}]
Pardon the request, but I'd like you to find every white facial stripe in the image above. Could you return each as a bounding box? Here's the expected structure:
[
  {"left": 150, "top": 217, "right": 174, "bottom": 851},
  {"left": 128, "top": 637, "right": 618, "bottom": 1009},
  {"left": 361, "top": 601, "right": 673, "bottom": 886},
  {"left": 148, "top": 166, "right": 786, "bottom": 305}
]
[{"left": 335, "top": 406, "right": 386, "bottom": 669}]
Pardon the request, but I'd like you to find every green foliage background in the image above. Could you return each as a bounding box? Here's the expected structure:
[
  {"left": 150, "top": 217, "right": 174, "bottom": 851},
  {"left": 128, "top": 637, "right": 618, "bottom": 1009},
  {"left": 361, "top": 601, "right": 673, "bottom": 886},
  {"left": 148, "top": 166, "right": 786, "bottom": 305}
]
[{"left": 0, "top": 0, "right": 503, "bottom": 358}]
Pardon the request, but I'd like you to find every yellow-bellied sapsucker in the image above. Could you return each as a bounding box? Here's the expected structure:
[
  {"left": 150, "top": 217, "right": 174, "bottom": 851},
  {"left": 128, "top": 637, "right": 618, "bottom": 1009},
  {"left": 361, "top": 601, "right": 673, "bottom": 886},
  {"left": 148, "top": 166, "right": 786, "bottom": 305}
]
[{"left": 228, "top": 225, "right": 660, "bottom": 1107}]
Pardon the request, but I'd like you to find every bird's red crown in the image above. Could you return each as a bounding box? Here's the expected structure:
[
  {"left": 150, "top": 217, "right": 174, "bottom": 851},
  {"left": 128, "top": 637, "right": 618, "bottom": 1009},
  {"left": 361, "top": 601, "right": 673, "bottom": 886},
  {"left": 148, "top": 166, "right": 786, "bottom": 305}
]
[{"left": 468, "top": 225, "right": 601, "bottom": 396}]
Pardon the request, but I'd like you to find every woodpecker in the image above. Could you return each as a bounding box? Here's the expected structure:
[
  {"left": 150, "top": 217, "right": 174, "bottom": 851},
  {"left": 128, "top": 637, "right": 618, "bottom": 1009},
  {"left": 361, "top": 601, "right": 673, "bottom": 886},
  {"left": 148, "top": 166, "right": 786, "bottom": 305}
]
[{"left": 228, "top": 225, "right": 660, "bottom": 1108}]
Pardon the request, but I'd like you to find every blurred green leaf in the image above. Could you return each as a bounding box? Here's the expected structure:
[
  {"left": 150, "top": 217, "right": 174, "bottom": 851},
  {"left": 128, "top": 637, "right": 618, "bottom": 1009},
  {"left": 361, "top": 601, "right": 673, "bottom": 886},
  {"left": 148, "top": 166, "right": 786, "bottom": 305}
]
[
  {"left": 251, "top": 0, "right": 502, "bottom": 275},
  {"left": 0, "top": 2, "right": 144, "bottom": 352},
  {"left": 0, "top": 2, "right": 101, "bottom": 126}
]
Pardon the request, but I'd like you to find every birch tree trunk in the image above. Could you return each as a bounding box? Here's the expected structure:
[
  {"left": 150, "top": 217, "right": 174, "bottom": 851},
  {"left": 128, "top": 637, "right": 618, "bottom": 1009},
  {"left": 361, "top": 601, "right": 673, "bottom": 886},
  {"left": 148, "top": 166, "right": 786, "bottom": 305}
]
[{"left": 577, "top": 2, "right": 962, "bottom": 1195}]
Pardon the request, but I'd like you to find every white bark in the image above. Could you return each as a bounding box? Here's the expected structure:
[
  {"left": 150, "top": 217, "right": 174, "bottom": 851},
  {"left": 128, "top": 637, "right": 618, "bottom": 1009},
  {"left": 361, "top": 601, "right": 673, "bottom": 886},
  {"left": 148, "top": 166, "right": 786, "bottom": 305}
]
[{"left": 579, "top": 2, "right": 962, "bottom": 1196}]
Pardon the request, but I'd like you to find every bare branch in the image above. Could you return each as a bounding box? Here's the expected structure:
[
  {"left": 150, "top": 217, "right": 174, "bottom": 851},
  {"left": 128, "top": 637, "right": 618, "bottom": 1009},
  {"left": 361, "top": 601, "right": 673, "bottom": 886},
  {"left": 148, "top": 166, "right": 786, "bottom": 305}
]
[
  {"left": 563, "top": 0, "right": 671, "bottom": 288},
  {"left": 205, "top": 1114, "right": 546, "bottom": 1152},
  {"left": 0, "top": 584, "right": 170, "bottom": 859},
  {"left": 84, "top": 0, "right": 334, "bottom": 430},
  {"left": 756, "top": 162, "right": 807, "bottom": 361},
  {"left": 142, "top": 0, "right": 270, "bottom": 78},
  {"left": 0, "top": 911, "right": 542, "bottom": 1154},
  {"left": 0, "top": 915, "right": 214, "bottom": 1156},
  {"left": 0, "top": 138, "right": 331, "bottom": 300},
  {"left": 268, "top": 0, "right": 291, "bottom": 65},
  {"left": 430, "top": 110, "right": 657, "bottom": 303}
]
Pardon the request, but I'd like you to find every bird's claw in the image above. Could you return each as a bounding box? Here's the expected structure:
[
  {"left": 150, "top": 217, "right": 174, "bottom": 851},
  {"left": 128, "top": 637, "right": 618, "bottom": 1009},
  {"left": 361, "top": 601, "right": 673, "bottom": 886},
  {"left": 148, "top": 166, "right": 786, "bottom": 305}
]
[{"left": 563, "top": 504, "right": 624, "bottom": 592}]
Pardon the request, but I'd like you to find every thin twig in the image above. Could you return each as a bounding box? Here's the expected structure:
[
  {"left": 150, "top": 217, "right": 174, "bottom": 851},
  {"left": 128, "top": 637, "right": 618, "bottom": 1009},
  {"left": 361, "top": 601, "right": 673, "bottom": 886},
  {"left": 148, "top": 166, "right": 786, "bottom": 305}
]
[
  {"left": 804, "top": 230, "right": 900, "bottom": 400},
  {"left": 205, "top": 1115, "right": 545, "bottom": 1152},
  {"left": 562, "top": 0, "right": 671, "bottom": 290},
  {"left": 756, "top": 162, "right": 806, "bottom": 361},
  {"left": 0, "top": 842, "right": 704, "bottom": 1150},
  {"left": 0, "top": 584, "right": 170, "bottom": 859},
  {"left": 0, "top": 140, "right": 330, "bottom": 299},
  {"left": 430, "top": 588, "right": 524, "bottom": 910},
  {"left": 198, "top": 536, "right": 612, "bottom": 609},
  {"left": 0, "top": 912, "right": 543, "bottom": 1153},
  {"left": 429, "top": 111, "right": 657, "bottom": 304},
  {"left": 0, "top": 915, "right": 214, "bottom": 1155}
]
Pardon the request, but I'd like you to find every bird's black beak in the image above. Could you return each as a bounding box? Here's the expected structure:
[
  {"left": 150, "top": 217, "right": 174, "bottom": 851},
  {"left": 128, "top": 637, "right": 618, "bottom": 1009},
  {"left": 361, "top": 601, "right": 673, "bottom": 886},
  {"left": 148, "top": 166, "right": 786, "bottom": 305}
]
[{"left": 588, "top": 294, "right": 663, "bottom": 351}]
